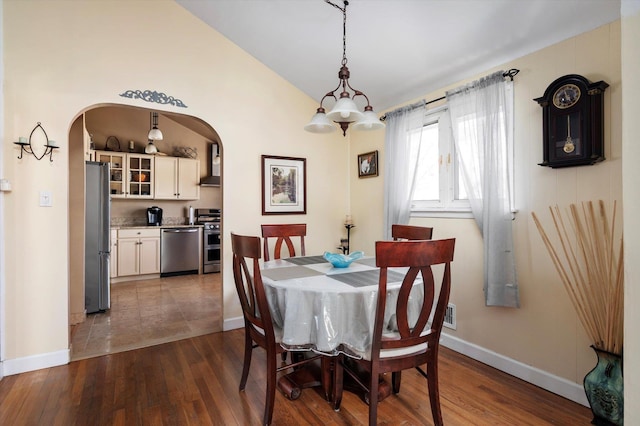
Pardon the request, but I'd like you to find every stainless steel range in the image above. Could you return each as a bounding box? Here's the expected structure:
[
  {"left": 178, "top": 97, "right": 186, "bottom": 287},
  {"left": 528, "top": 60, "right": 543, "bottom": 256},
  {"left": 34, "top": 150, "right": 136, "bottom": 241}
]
[{"left": 196, "top": 208, "right": 221, "bottom": 273}]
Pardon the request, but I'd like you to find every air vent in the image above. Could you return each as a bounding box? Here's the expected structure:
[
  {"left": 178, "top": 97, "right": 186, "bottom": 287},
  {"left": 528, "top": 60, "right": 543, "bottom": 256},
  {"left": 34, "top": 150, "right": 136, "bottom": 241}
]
[{"left": 443, "top": 303, "right": 456, "bottom": 330}]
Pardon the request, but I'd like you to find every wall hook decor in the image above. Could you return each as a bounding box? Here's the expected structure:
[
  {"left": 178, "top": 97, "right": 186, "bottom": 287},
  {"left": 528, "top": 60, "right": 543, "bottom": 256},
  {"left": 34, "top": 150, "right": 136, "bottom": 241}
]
[{"left": 14, "top": 122, "right": 59, "bottom": 162}]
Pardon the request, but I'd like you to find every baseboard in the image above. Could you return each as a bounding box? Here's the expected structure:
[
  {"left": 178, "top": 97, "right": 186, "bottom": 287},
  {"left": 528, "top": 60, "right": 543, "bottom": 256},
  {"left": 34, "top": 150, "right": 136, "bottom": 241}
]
[
  {"left": 440, "top": 332, "right": 589, "bottom": 407},
  {"left": 2, "top": 349, "right": 70, "bottom": 376},
  {"left": 223, "top": 316, "right": 244, "bottom": 331}
]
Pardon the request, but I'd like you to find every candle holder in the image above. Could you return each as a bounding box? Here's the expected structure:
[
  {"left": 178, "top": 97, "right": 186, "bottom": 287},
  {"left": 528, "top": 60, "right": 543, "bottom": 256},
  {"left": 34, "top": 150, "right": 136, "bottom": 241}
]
[
  {"left": 338, "top": 238, "right": 349, "bottom": 254},
  {"left": 14, "top": 122, "right": 58, "bottom": 162},
  {"left": 344, "top": 223, "right": 355, "bottom": 255}
]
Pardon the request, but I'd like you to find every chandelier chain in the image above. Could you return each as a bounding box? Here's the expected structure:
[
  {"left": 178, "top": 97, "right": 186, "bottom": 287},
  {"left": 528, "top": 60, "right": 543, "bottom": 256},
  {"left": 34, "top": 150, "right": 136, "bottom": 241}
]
[{"left": 325, "top": 1, "right": 349, "bottom": 66}]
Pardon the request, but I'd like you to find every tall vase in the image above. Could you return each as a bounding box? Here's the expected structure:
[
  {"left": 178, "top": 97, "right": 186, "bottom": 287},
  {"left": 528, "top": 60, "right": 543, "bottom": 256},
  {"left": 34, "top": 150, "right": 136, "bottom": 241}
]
[{"left": 583, "top": 346, "right": 624, "bottom": 426}]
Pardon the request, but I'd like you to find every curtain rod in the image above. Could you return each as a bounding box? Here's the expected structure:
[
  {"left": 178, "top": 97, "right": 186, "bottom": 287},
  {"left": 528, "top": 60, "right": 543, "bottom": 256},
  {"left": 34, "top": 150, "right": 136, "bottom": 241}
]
[{"left": 380, "top": 68, "right": 519, "bottom": 122}]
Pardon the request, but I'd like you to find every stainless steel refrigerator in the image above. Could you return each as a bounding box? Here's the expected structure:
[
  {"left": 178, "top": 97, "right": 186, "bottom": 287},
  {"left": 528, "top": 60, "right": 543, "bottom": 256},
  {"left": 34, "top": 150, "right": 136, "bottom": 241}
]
[{"left": 85, "top": 161, "right": 111, "bottom": 313}]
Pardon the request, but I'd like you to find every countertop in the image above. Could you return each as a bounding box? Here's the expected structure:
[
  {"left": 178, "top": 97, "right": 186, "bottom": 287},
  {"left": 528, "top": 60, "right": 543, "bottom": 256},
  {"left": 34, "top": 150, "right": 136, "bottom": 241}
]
[{"left": 111, "top": 224, "right": 203, "bottom": 230}]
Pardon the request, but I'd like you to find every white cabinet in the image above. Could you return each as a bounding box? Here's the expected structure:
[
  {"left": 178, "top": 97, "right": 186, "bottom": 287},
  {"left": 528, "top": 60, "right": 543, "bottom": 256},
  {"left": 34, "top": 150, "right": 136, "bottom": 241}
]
[
  {"left": 116, "top": 228, "right": 160, "bottom": 277},
  {"left": 154, "top": 156, "right": 200, "bottom": 200},
  {"left": 95, "top": 151, "right": 154, "bottom": 199}
]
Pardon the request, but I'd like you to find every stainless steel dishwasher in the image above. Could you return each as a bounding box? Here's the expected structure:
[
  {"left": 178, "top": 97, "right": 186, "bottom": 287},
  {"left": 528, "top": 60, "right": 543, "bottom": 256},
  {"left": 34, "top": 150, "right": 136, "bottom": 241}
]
[{"left": 161, "top": 227, "right": 200, "bottom": 277}]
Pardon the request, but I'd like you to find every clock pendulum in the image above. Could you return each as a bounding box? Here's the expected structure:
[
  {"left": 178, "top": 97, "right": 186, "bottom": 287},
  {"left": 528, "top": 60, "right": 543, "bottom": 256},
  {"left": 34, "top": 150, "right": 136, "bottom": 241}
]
[{"left": 563, "top": 115, "right": 575, "bottom": 154}]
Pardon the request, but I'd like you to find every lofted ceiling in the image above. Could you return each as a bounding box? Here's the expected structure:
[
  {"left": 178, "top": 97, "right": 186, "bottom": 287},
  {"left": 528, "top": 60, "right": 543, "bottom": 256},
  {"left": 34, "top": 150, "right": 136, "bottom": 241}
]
[{"left": 176, "top": 0, "right": 620, "bottom": 112}]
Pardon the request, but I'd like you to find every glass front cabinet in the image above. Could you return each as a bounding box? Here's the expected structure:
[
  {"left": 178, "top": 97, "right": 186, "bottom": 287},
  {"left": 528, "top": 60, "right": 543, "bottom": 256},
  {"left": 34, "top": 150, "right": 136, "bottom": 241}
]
[{"left": 95, "top": 151, "right": 154, "bottom": 199}]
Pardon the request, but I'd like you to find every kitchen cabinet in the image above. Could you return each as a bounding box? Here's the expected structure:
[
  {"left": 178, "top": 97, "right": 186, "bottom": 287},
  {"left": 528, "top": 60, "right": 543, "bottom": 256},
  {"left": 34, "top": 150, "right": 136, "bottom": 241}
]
[
  {"left": 154, "top": 156, "right": 200, "bottom": 200},
  {"left": 110, "top": 229, "right": 118, "bottom": 278},
  {"left": 95, "top": 151, "right": 154, "bottom": 199},
  {"left": 116, "top": 228, "right": 160, "bottom": 277}
]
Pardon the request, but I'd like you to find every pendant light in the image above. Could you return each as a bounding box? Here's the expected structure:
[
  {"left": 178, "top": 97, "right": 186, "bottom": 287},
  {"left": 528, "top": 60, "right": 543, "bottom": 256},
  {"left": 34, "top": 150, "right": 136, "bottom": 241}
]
[
  {"left": 144, "top": 139, "right": 158, "bottom": 154},
  {"left": 212, "top": 142, "right": 221, "bottom": 165},
  {"left": 147, "top": 111, "right": 163, "bottom": 141},
  {"left": 304, "top": 0, "right": 384, "bottom": 136}
]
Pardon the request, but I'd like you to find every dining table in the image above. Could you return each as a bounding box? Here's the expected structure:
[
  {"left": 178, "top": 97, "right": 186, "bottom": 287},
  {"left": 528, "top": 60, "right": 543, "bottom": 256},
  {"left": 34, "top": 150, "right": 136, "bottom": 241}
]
[{"left": 260, "top": 254, "right": 424, "bottom": 401}]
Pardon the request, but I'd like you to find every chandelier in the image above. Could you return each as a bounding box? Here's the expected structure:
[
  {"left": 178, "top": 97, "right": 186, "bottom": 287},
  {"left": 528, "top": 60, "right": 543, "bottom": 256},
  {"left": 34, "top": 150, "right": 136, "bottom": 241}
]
[{"left": 304, "top": 0, "right": 384, "bottom": 136}]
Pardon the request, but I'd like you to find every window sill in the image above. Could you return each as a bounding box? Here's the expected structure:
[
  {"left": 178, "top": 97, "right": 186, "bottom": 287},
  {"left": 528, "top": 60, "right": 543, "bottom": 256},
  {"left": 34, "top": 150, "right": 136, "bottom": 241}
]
[{"left": 411, "top": 210, "right": 475, "bottom": 219}]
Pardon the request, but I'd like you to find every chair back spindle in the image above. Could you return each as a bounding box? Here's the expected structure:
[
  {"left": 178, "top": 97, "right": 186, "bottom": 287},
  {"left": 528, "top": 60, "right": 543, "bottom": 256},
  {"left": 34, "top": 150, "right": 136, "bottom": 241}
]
[{"left": 261, "top": 224, "right": 307, "bottom": 261}]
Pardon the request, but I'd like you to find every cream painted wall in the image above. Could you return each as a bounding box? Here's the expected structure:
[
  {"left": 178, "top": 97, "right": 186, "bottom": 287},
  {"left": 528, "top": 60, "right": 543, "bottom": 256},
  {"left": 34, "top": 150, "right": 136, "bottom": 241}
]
[
  {"left": 349, "top": 22, "right": 622, "bottom": 389},
  {"left": 621, "top": 1, "right": 640, "bottom": 422},
  {"left": 1, "top": 1, "right": 347, "bottom": 366}
]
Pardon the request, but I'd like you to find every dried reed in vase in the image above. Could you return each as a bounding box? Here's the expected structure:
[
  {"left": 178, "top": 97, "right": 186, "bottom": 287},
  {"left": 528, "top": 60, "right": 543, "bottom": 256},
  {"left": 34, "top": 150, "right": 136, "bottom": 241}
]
[{"left": 532, "top": 200, "right": 623, "bottom": 355}]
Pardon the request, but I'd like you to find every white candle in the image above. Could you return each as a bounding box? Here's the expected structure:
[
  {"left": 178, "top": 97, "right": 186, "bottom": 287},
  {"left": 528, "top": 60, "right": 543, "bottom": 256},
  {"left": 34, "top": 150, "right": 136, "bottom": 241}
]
[
  {"left": 129, "top": 140, "right": 135, "bottom": 150},
  {"left": 18, "top": 137, "right": 27, "bottom": 143},
  {"left": 345, "top": 215, "right": 353, "bottom": 225},
  {"left": 48, "top": 140, "right": 58, "bottom": 147}
]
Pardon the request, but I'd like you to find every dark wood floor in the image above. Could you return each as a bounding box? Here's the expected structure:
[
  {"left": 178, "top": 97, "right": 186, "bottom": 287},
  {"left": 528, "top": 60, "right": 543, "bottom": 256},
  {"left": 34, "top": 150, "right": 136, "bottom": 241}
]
[{"left": 0, "top": 329, "right": 593, "bottom": 425}]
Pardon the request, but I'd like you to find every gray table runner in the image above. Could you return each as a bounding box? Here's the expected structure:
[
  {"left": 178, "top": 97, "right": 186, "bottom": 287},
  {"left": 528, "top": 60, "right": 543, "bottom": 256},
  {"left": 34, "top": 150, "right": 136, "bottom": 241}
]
[
  {"left": 329, "top": 269, "right": 406, "bottom": 288},
  {"left": 284, "top": 256, "right": 328, "bottom": 265},
  {"left": 261, "top": 265, "right": 324, "bottom": 281}
]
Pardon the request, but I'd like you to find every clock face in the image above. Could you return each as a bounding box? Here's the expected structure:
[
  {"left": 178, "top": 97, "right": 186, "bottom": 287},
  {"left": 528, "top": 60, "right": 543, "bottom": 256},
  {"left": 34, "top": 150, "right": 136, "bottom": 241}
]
[{"left": 553, "top": 84, "right": 581, "bottom": 109}]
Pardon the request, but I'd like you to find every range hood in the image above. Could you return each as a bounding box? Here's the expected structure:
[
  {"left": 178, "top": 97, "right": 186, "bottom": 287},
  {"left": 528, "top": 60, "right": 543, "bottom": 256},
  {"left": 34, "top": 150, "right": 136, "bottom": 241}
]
[{"left": 200, "top": 143, "right": 221, "bottom": 187}]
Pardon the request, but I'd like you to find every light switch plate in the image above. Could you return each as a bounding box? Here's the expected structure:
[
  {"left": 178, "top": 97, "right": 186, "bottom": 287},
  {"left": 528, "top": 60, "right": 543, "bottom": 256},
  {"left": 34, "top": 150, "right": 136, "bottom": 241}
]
[
  {"left": 39, "top": 191, "right": 53, "bottom": 207},
  {"left": 0, "top": 179, "right": 11, "bottom": 192}
]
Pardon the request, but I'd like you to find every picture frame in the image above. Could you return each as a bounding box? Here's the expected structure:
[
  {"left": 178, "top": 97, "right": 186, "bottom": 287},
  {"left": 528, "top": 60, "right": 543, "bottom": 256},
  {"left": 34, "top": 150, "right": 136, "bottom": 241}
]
[
  {"left": 262, "top": 155, "right": 307, "bottom": 215},
  {"left": 358, "top": 150, "right": 379, "bottom": 178}
]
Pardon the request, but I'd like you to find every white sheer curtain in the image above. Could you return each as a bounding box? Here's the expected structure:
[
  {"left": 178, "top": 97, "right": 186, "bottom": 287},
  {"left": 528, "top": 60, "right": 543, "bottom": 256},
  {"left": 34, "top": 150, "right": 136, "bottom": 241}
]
[
  {"left": 446, "top": 71, "right": 519, "bottom": 308},
  {"left": 383, "top": 101, "right": 426, "bottom": 240}
]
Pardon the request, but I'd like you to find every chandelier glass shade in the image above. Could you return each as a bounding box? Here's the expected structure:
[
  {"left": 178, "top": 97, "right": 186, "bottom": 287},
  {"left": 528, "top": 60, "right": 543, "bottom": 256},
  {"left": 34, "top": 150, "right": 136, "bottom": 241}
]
[
  {"left": 305, "top": 0, "right": 384, "bottom": 136},
  {"left": 144, "top": 140, "right": 158, "bottom": 154}
]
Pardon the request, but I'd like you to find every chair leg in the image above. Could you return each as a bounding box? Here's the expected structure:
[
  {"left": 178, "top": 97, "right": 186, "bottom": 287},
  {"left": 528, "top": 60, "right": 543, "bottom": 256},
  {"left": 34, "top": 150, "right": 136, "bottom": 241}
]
[
  {"left": 427, "top": 361, "right": 443, "bottom": 426},
  {"left": 331, "top": 355, "right": 344, "bottom": 411},
  {"left": 368, "top": 366, "right": 380, "bottom": 426},
  {"left": 240, "top": 329, "right": 253, "bottom": 391},
  {"left": 392, "top": 371, "right": 402, "bottom": 394},
  {"left": 264, "top": 351, "right": 278, "bottom": 426}
]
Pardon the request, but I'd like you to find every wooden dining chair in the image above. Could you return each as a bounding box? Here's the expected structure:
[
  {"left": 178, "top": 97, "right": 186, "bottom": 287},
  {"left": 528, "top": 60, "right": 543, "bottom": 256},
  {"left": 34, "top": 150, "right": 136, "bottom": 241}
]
[
  {"left": 231, "top": 232, "right": 319, "bottom": 425},
  {"left": 391, "top": 224, "right": 433, "bottom": 241},
  {"left": 261, "top": 224, "right": 307, "bottom": 261},
  {"left": 331, "top": 238, "right": 456, "bottom": 426}
]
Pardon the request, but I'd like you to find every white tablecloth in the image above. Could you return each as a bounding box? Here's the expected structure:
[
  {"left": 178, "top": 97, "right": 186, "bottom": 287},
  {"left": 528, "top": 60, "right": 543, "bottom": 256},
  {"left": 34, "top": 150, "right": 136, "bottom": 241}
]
[{"left": 261, "top": 256, "right": 424, "bottom": 360}]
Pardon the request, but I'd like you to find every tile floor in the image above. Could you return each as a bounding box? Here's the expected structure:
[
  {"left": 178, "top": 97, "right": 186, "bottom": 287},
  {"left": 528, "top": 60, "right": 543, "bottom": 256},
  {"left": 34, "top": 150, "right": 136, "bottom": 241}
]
[{"left": 70, "top": 273, "right": 222, "bottom": 361}]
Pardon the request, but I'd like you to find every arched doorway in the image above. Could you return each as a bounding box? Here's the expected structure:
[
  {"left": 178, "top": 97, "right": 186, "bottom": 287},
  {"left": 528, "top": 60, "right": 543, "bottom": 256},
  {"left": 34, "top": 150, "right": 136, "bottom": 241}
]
[{"left": 68, "top": 104, "right": 223, "bottom": 360}]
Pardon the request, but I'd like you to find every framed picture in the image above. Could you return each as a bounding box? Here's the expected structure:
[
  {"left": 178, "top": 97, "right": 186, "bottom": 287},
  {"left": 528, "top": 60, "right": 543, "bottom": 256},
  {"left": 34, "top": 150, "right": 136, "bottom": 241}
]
[
  {"left": 262, "top": 155, "right": 307, "bottom": 215},
  {"left": 358, "top": 150, "right": 379, "bottom": 178}
]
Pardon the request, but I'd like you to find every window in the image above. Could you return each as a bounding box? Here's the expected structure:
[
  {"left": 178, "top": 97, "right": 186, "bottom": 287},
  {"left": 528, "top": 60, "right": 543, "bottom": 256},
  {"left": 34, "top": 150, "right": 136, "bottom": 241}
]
[{"left": 410, "top": 107, "right": 471, "bottom": 217}]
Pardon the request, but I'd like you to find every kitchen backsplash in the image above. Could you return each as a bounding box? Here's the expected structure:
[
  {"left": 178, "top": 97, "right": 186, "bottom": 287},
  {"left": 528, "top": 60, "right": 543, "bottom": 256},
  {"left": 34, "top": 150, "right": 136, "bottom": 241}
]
[{"left": 111, "top": 216, "right": 189, "bottom": 227}]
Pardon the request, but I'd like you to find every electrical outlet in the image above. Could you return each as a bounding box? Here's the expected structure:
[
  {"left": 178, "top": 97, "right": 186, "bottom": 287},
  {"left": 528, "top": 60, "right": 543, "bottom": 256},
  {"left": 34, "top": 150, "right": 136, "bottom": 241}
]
[{"left": 39, "top": 191, "right": 53, "bottom": 207}]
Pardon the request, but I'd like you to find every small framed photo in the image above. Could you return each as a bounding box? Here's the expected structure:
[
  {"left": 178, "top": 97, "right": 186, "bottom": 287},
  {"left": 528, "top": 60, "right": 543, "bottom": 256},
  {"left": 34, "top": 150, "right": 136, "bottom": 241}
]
[
  {"left": 358, "top": 150, "right": 379, "bottom": 178},
  {"left": 262, "top": 155, "right": 307, "bottom": 215}
]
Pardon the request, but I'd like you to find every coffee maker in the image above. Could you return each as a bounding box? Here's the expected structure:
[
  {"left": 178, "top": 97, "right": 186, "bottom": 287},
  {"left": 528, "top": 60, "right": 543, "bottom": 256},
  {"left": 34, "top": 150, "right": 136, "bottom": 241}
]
[{"left": 147, "top": 206, "right": 163, "bottom": 226}]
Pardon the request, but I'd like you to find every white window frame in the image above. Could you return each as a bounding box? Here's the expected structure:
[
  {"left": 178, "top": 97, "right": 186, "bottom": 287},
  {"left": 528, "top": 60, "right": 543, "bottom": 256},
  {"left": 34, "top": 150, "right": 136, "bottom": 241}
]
[{"left": 410, "top": 106, "right": 473, "bottom": 219}]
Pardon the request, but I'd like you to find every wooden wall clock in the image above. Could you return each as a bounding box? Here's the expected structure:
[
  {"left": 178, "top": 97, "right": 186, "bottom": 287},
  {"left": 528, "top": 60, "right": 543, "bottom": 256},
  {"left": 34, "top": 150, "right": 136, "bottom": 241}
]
[{"left": 534, "top": 74, "right": 608, "bottom": 168}]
